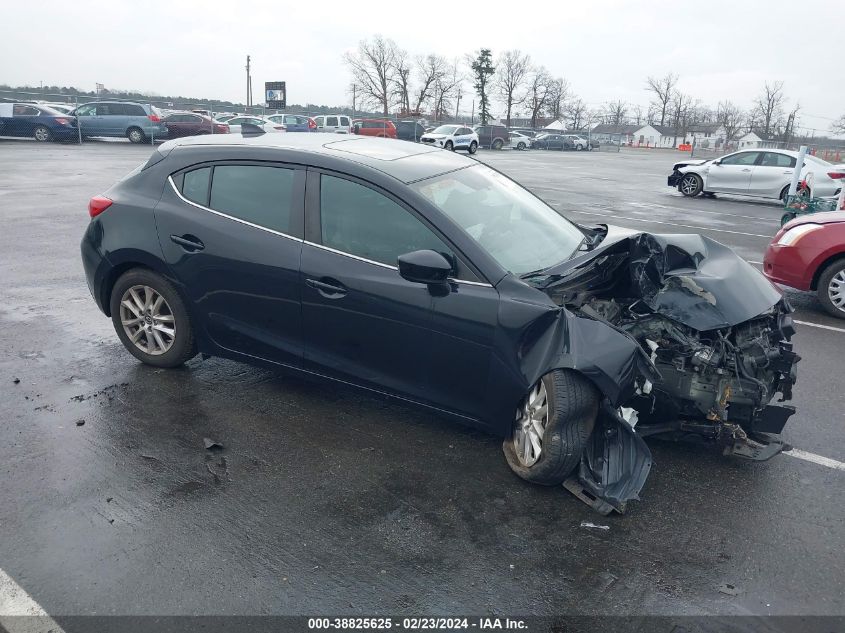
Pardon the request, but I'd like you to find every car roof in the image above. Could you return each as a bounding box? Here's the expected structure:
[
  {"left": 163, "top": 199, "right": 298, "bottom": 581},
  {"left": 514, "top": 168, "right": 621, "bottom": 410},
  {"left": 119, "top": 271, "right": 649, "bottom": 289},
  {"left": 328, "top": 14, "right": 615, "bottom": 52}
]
[{"left": 161, "top": 132, "right": 475, "bottom": 184}]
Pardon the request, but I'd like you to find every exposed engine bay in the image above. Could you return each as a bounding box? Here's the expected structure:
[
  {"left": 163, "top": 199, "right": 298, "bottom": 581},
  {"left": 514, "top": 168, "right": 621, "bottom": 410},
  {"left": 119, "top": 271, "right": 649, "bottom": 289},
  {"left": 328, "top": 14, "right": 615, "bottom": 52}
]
[{"left": 523, "top": 228, "right": 801, "bottom": 512}]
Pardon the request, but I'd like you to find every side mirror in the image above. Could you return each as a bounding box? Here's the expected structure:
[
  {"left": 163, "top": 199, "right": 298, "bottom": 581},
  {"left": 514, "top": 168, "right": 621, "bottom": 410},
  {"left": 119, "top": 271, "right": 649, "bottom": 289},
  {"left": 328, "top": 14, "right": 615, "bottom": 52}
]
[
  {"left": 712, "top": 159, "right": 721, "bottom": 166},
  {"left": 398, "top": 250, "right": 452, "bottom": 287}
]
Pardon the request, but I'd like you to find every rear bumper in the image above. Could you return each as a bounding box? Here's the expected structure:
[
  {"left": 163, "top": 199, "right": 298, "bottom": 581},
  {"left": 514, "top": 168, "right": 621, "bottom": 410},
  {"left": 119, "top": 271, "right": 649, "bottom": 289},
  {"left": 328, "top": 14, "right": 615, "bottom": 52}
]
[{"left": 80, "top": 221, "right": 111, "bottom": 314}]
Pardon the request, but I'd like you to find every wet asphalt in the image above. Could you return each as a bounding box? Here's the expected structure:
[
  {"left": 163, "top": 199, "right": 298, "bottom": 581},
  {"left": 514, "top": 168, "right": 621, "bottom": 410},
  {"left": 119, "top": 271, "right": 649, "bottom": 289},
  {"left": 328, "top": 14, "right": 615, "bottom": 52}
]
[{"left": 0, "top": 139, "right": 842, "bottom": 620}]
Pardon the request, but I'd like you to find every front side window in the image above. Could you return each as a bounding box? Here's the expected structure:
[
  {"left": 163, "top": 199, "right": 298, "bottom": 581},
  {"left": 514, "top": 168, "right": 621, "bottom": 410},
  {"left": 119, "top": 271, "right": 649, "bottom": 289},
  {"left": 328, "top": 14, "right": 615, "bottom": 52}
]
[
  {"left": 340, "top": 116, "right": 350, "bottom": 126},
  {"left": 721, "top": 152, "right": 760, "bottom": 166},
  {"left": 320, "top": 174, "right": 452, "bottom": 268},
  {"left": 411, "top": 164, "right": 584, "bottom": 275},
  {"left": 75, "top": 104, "right": 96, "bottom": 116},
  {"left": 326, "top": 116, "right": 339, "bottom": 127}
]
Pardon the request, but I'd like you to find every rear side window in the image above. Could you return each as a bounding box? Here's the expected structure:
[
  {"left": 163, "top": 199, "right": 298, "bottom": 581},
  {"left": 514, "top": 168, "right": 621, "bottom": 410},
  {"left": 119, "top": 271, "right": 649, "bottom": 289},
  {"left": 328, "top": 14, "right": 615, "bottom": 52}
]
[
  {"left": 182, "top": 167, "right": 211, "bottom": 204},
  {"left": 761, "top": 152, "right": 796, "bottom": 168},
  {"left": 209, "top": 165, "right": 294, "bottom": 234},
  {"left": 125, "top": 104, "right": 147, "bottom": 116},
  {"left": 326, "top": 116, "right": 338, "bottom": 127},
  {"left": 339, "top": 116, "right": 350, "bottom": 126},
  {"left": 320, "top": 174, "right": 452, "bottom": 268}
]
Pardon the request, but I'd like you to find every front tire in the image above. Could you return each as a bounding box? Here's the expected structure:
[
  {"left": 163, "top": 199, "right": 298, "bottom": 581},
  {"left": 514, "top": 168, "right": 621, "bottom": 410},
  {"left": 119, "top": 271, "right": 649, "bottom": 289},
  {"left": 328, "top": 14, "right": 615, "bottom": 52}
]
[
  {"left": 444, "top": 140, "right": 454, "bottom": 151},
  {"left": 109, "top": 269, "right": 197, "bottom": 368},
  {"left": 679, "top": 173, "right": 703, "bottom": 197},
  {"left": 127, "top": 127, "right": 145, "bottom": 144},
  {"left": 468, "top": 141, "right": 478, "bottom": 154},
  {"left": 503, "top": 370, "right": 598, "bottom": 486},
  {"left": 817, "top": 259, "right": 845, "bottom": 319},
  {"left": 575, "top": 144, "right": 583, "bottom": 151},
  {"left": 33, "top": 125, "right": 52, "bottom": 142},
  {"left": 517, "top": 141, "right": 526, "bottom": 150}
]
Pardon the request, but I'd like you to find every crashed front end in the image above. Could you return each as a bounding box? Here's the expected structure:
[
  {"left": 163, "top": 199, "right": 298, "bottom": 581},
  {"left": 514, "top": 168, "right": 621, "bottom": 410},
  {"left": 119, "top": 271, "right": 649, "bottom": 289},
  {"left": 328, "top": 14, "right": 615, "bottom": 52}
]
[{"left": 527, "top": 229, "right": 800, "bottom": 513}]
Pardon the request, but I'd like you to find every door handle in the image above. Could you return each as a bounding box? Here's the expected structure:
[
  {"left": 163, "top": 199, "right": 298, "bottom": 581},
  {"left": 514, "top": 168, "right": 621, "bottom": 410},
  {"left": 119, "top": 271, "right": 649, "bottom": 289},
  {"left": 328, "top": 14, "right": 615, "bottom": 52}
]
[
  {"left": 306, "top": 277, "right": 347, "bottom": 297},
  {"left": 783, "top": 170, "right": 794, "bottom": 174},
  {"left": 170, "top": 234, "right": 204, "bottom": 252},
  {"left": 741, "top": 168, "right": 752, "bottom": 172}
]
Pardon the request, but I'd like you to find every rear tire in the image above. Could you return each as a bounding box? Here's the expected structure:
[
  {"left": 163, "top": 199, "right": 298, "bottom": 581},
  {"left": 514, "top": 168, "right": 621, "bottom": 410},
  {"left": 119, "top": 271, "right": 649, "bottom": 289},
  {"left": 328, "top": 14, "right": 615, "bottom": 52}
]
[
  {"left": 503, "top": 370, "right": 598, "bottom": 486},
  {"left": 817, "top": 259, "right": 845, "bottom": 319},
  {"left": 517, "top": 141, "right": 526, "bottom": 150},
  {"left": 679, "top": 173, "right": 703, "bottom": 197},
  {"left": 33, "top": 125, "right": 52, "bottom": 142},
  {"left": 575, "top": 144, "right": 583, "bottom": 151},
  {"left": 127, "top": 127, "right": 145, "bottom": 144},
  {"left": 492, "top": 138, "right": 504, "bottom": 150},
  {"left": 109, "top": 268, "right": 197, "bottom": 368}
]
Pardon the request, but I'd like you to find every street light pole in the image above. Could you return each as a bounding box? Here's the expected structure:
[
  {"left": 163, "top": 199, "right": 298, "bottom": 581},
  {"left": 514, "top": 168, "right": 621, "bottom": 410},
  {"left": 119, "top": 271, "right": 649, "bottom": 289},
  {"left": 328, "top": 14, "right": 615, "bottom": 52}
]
[{"left": 245, "top": 55, "right": 251, "bottom": 108}]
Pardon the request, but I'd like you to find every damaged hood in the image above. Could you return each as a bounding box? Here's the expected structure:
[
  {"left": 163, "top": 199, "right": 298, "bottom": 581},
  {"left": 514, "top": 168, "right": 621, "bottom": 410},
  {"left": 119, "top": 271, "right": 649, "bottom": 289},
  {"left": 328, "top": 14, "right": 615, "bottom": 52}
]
[{"left": 535, "top": 226, "right": 783, "bottom": 331}]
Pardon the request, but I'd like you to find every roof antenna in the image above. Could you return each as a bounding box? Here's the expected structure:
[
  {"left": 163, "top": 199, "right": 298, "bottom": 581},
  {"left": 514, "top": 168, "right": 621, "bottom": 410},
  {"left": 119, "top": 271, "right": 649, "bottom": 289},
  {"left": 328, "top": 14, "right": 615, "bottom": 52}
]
[{"left": 241, "top": 122, "right": 265, "bottom": 137}]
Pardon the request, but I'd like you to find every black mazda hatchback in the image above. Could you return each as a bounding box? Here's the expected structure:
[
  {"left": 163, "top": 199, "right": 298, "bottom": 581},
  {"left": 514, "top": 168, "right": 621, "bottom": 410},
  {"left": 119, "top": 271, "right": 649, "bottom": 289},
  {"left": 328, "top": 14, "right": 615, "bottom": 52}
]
[{"left": 82, "top": 132, "right": 800, "bottom": 513}]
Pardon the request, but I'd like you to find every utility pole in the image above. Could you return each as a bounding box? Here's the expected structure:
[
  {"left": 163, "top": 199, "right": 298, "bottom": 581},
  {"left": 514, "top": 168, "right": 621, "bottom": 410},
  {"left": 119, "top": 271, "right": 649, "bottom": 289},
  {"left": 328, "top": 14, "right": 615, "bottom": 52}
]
[
  {"left": 455, "top": 89, "right": 461, "bottom": 122},
  {"left": 245, "top": 55, "right": 251, "bottom": 108}
]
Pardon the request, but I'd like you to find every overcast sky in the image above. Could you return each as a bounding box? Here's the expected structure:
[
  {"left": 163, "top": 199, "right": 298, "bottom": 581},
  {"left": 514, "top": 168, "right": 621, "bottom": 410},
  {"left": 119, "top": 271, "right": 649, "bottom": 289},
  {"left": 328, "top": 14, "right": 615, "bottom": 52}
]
[{"left": 1, "top": 0, "right": 841, "bottom": 134}]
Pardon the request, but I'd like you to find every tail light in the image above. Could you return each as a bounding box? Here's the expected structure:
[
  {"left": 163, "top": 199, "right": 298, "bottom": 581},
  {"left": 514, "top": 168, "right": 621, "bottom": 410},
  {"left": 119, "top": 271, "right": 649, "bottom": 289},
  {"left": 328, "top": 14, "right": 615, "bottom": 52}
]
[
  {"left": 828, "top": 171, "right": 845, "bottom": 180},
  {"left": 308, "top": 118, "right": 317, "bottom": 130},
  {"left": 88, "top": 195, "right": 113, "bottom": 218},
  {"left": 54, "top": 117, "right": 71, "bottom": 126},
  {"left": 148, "top": 114, "right": 161, "bottom": 123}
]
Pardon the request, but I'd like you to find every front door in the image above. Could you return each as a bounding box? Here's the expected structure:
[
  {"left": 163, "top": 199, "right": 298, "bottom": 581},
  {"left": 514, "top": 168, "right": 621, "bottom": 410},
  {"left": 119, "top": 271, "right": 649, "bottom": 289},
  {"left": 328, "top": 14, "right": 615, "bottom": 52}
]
[
  {"left": 154, "top": 161, "right": 305, "bottom": 367},
  {"left": 706, "top": 151, "right": 760, "bottom": 193},
  {"left": 300, "top": 171, "right": 497, "bottom": 415},
  {"left": 74, "top": 103, "right": 100, "bottom": 136}
]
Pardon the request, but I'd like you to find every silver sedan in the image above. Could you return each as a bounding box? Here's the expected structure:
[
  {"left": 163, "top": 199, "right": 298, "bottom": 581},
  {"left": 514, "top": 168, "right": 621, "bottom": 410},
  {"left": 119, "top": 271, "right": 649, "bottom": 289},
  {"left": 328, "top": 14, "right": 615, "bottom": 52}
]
[{"left": 668, "top": 149, "right": 841, "bottom": 201}]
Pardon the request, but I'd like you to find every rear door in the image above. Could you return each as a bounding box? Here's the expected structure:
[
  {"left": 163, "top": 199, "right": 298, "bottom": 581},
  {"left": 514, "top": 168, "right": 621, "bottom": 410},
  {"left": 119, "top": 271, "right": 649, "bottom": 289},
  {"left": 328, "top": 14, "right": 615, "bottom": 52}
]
[
  {"left": 706, "top": 151, "right": 760, "bottom": 193},
  {"left": 10, "top": 104, "right": 41, "bottom": 137},
  {"left": 154, "top": 161, "right": 306, "bottom": 366},
  {"left": 749, "top": 151, "right": 796, "bottom": 197}
]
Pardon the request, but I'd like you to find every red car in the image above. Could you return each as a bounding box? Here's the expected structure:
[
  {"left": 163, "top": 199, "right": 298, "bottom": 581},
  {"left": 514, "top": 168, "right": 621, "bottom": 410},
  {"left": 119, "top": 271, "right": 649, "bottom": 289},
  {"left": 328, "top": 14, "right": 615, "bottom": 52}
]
[
  {"left": 763, "top": 211, "right": 845, "bottom": 318},
  {"left": 162, "top": 112, "right": 229, "bottom": 138},
  {"left": 352, "top": 118, "right": 397, "bottom": 139}
]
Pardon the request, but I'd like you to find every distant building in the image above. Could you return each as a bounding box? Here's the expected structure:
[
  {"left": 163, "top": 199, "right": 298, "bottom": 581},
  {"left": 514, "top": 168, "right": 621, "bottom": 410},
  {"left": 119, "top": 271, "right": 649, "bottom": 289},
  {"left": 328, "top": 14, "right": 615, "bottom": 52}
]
[
  {"left": 589, "top": 123, "right": 640, "bottom": 144},
  {"left": 738, "top": 130, "right": 782, "bottom": 149}
]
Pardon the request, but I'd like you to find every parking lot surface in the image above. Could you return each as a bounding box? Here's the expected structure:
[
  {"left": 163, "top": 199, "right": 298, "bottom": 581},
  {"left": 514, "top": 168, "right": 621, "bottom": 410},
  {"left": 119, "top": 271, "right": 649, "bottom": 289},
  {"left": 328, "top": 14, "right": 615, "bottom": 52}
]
[{"left": 0, "top": 140, "right": 843, "bottom": 622}]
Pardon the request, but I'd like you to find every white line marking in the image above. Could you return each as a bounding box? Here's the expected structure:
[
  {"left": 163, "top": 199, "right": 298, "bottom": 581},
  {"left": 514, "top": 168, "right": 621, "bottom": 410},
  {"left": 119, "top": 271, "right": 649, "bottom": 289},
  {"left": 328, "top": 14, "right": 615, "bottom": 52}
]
[
  {"left": 794, "top": 319, "right": 845, "bottom": 333},
  {"left": 0, "top": 567, "right": 65, "bottom": 631},
  {"left": 784, "top": 448, "right": 845, "bottom": 471},
  {"left": 631, "top": 201, "right": 777, "bottom": 223},
  {"left": 566, "top": 209, "right": 773, "bottom": 238}
]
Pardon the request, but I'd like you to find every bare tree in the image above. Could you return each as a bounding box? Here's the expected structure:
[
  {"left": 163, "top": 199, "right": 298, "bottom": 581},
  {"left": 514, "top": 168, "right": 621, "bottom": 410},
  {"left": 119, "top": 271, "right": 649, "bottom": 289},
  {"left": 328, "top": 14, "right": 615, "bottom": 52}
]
[
  {"left": 413, "top": 54, "right": 446, "bottom": 114},
  {"left": 495, "top": 50, "right": 531, "bottom": 128},
  {"left": 832, "top": 114, "right": 845, "bottom": 135},
  {"left": 752, "top": 81, "right": 786, "bottom": 136},
  {"left": 432, "top": 60, "right": 462, "bottom": 121},
  {"left": 525, "top": 67, "right": 552, "bottom": 128},
  {"left": 391, "top": 48, "right": 412, "bottom": 114},
  {"left": 646, "top": 72, "right": 678, "bottom": 126},
  {"left": 566, "top": 97, "right": 588, "bottom": 131},
  {"left": 604, "top": 99, "right": 628, "bottom": 126},
  {"left": 631, "top": 104, "right": 644, "bottom": 125},
  {"left": 344, "top": 35, "right": 398, "bottom": 116},
  {"left": 546, "top": 77, "right": 570, "bottom": 122},
  {"left": 670, "top": 91, "right": 693, "bottom": 146},
  {"left": 716, "top": 100, "right": 746, "bottom": 148}
]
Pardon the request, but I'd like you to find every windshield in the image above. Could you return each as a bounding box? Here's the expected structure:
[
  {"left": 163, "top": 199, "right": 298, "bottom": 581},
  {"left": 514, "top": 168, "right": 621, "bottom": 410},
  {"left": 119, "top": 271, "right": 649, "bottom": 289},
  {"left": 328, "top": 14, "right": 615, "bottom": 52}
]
[
  {"left": 433, "top": 125, "right": 458, "bottom": 135},
  {"left": 411, "top": 164, "right": 584, "bottom": 275}
]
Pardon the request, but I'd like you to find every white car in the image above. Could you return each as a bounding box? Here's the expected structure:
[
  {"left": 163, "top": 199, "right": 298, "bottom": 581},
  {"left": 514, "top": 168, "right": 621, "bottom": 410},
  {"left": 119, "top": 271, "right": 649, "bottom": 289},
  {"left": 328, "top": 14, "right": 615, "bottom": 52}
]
[
  {"left": 669, "top": 149, "right": 841, "bottom": 200},
  {"left": 563, "top": 134, "right": 589, "bottom": 150},
  {"left": 510, "top": 131, "right": 532, "bottom": 150},
  {"left": 224, "top": 115, "right": 285, "bottom": 134},
  {"left": 419, "top": 125, "right": 479, "bottom": 153},
  {"left": 313, "top": 114, "right": 353, "bottom": 134}
]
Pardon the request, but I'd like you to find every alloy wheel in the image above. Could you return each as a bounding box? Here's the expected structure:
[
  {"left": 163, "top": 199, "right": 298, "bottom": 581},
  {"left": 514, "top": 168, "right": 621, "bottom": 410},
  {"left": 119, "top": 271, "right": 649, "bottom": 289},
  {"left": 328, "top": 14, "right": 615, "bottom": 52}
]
[
  {"left": 119, "top": 285, "right": 176, "bottom": 355},
  {"left": 34, "top": 127, "right": 50, "bottom": 142},
  {"left": 129, "top": 129, "right": 143, "bottom": 143},
  {"left": 513, "top": 380, "right": 549, "bottom": 467},
  {"left": 680, "top": 174, "right": 700, "bottom": 195},
  {"left": 828, "top": 269, "right": 845, "bottom": 314}
]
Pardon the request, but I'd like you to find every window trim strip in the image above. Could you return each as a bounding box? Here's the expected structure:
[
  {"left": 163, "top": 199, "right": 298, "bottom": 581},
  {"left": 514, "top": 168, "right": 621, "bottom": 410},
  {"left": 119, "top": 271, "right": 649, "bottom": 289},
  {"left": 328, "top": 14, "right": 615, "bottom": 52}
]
[{"left": 167, "top": 175, "right": 303, "bottom": 242}]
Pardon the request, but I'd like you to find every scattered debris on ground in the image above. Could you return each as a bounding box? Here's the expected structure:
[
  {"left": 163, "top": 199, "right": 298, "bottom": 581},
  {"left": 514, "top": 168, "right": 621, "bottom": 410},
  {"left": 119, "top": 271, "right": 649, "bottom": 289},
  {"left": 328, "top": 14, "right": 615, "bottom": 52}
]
[
  {"left": 580, "top": 521, "right": 610, "bottom": 531},
  {"left": 203, "top": 437, "right": 223, "bottom": 451},
  {"left": 717, "top": 582, "right": 742, "bottom": 596},
  {"left": 12, "top": 377, "right": 20, "bottom": 384},
  {"left": 75, "top": 419, "right": 85, "bottom": 426}
]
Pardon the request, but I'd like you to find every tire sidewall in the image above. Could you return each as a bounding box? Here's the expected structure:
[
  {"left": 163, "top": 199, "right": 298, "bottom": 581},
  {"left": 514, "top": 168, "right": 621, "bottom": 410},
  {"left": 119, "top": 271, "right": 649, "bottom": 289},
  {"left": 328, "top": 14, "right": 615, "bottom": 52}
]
[
  {"left": 680, "top": 173, "right": 702, "bottom": 196},
  {"left": 127, "top": 127, "right": 145, "bottom": 144},
  {"left": 502, "top": 370, "right": 598, "bottom": 485},
  {"left": 109, "top": 269, "right": 195, "bottom": 367},
  {"left": 469, "top": 141, "right": 477, "bottom": 154}
]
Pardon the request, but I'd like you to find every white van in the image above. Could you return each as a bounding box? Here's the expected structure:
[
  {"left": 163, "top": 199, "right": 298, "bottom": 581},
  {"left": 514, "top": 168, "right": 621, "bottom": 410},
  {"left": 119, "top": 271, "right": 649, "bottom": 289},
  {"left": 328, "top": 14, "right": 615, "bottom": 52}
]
[{"left": 313, "top": 114, "right": 352, "bottom": 134}]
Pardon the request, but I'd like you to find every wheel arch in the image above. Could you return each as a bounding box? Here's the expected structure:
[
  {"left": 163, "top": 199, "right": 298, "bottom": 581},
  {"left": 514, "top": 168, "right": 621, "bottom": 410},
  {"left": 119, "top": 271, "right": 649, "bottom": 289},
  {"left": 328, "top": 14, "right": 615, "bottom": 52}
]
[
  {"left": 810, "top": 252, "right": 845, "bottom": 291},
  {"left": 99, "top": 251, "right": 175, "bottom": 316}
]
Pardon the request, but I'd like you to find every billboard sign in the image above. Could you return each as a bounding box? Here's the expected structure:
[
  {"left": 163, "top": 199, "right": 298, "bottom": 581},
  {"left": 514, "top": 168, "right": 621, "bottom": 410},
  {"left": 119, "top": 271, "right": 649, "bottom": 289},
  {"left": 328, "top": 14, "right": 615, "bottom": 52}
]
[{"left": 265, "top": 81, "right": 286, "bottom": 109}]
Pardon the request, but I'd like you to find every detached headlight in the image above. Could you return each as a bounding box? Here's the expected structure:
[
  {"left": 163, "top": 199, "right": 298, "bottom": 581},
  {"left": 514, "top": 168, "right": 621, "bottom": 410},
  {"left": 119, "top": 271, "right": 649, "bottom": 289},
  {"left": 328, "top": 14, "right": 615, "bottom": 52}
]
[{"left": 776, "top": 223, "right": 822, "bottom": 246}]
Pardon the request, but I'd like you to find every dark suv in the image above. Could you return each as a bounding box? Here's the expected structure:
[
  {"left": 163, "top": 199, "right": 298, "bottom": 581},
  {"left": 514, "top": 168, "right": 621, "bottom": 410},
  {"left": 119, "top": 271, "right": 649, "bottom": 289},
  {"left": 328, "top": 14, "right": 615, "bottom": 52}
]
[
  {"left": 473, "top": 124, "right": 509, "bottom": 150},
  {"left": 396, "top": 120, "right": 426, "bottom": 142}
]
